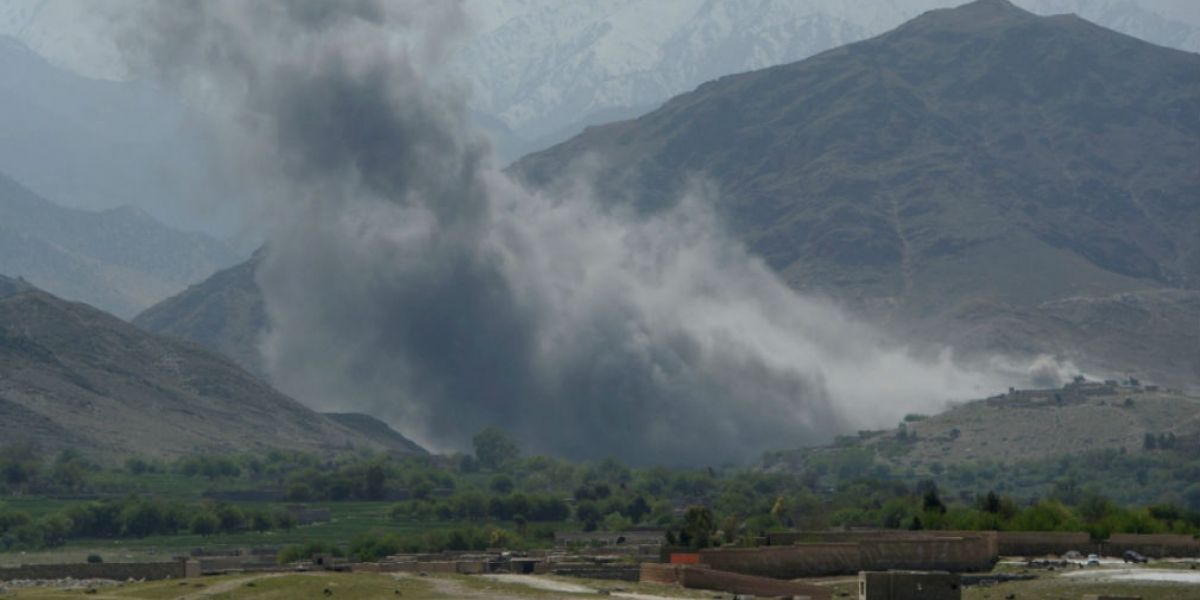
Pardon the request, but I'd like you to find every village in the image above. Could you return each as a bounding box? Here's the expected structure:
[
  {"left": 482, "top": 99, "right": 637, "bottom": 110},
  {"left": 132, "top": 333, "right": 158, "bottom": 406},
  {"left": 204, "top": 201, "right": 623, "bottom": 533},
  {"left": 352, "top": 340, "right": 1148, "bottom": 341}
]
[{"left": 3, "top": 526, "right": 1200, "bottom": 599}]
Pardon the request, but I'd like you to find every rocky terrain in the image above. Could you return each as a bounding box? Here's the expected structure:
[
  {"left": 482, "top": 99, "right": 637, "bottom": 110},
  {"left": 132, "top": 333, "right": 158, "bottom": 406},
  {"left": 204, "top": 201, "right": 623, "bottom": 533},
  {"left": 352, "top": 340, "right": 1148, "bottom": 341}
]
[{"left": 0, "top": 275, "right": 422, "bottom": 460}]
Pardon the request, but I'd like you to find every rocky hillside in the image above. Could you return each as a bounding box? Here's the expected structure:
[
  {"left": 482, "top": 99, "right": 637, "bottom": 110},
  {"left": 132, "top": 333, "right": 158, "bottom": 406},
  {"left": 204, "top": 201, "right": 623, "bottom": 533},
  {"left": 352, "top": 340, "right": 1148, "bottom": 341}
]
[
  {"left": 0, "top": 276, "right": 421, "bottom": 460},
  {"left": 762, "top": 379, "right": 1200, "bottom": 503},
  {"left": 133, "top": 249, "right": 267, "bottom": 377},
  {"left": 513, "top": 0, "right": 1200, "bottom": 386},
  {"left": 0, "top": 172, "right": 240, "bottom": 318}
]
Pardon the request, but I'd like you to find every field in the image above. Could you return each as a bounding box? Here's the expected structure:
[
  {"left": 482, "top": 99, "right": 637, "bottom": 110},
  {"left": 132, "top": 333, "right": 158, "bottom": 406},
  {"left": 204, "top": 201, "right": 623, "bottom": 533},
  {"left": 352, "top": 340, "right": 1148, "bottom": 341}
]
[{"left": 0, "top": 501, "right": 460, "bottom": 567}]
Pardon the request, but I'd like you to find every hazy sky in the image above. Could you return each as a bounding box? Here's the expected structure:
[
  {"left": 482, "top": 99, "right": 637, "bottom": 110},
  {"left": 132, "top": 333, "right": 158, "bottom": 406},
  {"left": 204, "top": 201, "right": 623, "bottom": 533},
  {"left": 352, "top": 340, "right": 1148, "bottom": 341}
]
[{"left": 1, "top": 0, "right": 1197, "bottom": 82}]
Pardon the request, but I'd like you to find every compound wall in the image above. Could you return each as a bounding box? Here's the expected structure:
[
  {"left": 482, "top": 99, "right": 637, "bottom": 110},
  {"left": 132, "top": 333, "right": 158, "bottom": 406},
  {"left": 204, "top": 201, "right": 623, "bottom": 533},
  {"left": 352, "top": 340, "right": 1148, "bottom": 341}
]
[
  {"left": 0, "top": 562, "right": 185, "bottom": 582},
  {"left": 700, "top": 543, "right": 860, "bottom": 578},
  {"left": 995, "top": 532, "right": 1095, "bottom": 557},
  {"left": 1104, "top": 533, "right": 1200, "bottom": 558}
]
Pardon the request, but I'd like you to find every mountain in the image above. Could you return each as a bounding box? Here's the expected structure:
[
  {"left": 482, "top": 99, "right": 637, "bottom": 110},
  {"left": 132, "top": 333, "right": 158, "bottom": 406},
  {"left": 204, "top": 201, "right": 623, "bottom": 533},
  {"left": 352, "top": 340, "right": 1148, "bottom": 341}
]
[
  {"left": 453, "top": 0, "right": 1200, "bottom": 162},
  {"left": 134, "top": 0, "right": 1200, "bottom": 389},
  {"left": 322, "top": 413, "right": 429, "bottom": 456},
  {"left": 0, "top": 171, "right": 241, "bottom": 318},
  {"left": 0, "top": 275, "right": 423, "bottom": 460},
  {"left": 512, "top": 0, "right": 1200, "bottom": 386},
  {"left": 133, "top": 249, "right": 267, "bottom": 377},
  {"left": 0, "top": 33, "right": 234, "bottom": 235}
]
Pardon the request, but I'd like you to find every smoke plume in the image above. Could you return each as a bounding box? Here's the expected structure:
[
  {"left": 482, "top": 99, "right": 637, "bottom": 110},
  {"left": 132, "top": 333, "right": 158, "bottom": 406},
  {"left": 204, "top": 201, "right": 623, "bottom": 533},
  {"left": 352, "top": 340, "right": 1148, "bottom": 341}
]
[{"left": 121, "top": 1, "right": 1012, "bottom": 464}]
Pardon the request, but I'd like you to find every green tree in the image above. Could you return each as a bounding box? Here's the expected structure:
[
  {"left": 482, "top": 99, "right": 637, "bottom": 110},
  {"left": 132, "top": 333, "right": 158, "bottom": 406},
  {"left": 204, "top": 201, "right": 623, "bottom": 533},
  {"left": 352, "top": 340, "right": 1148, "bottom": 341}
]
[
  {"left": 190, "top": 512, "right": 219, "bottom": 536},
  {"left": 365, "top": 464, "right": 386, "bottom": 500},
  {"left": 682, "top": 505, "right": 715, "bottom": 549},
  {"left": 489, "top": 474, "right": 515, "bottom": 494},
  {"left": 473, "top": 427, "right": 520, "bottom": 470}
]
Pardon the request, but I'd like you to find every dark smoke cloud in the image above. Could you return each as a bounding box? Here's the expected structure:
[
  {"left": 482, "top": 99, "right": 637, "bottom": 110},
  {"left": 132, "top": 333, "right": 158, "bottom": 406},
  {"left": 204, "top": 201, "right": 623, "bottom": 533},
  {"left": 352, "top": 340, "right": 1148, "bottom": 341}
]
[{"left": 120, "top": 1, "right": 1018, "bottom": 464}]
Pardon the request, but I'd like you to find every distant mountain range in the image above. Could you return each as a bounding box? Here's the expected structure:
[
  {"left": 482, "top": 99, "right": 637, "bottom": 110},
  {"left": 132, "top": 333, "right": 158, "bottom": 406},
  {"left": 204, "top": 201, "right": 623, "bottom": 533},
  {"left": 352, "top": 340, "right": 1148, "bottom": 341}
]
[
  {"left": 3, "top": 2, "right": 1198, "bottom": 166},
  {"left": 454, "top": 0, "right": 1200, "bottom": 161},
  {"left": 0, "top": 33, "right": 233, "bottom": 234},
  {"left": 0, "top": 274, "right": 423, "bottom": 460},
  {"left": 0, "top": 171, "right": 241, "bottom": 318}
]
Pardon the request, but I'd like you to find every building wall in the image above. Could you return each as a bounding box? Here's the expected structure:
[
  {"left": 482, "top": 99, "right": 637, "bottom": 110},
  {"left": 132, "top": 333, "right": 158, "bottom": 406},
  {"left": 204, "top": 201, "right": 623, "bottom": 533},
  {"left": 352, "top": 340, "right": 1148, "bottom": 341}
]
[
  {"left": 995, "top": 531, "right": 1096, "bottom": 557},
  {"left": 700, "top": 543, "right": 861, "bottom": 578},
  {"left": 861, "top": 538, "right": 995, "bottom": 572},
  {"left": 1104, "top": 533, "right": 1200, "bottom": 558},
  {"left": 859, "top": 571, "right": 961, "bottom": 600},
  {"left": 677, "top": 565, "right": 832, "bottom": 600},
  {"left": 0, "top": 561, "right": 185, "bottom": 582},
  {"left": 701, "top": 536, "right": 995, "bottom": 579},
  {"left": 640, "top": 562, "right": 683, "bottom": 584}
]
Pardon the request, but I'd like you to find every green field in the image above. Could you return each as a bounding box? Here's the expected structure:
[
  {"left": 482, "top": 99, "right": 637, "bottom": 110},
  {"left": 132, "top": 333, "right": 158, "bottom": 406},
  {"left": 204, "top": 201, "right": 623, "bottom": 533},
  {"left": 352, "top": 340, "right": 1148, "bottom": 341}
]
[{"left": 0, "top": 501, "right": 473, "bottom": 567}]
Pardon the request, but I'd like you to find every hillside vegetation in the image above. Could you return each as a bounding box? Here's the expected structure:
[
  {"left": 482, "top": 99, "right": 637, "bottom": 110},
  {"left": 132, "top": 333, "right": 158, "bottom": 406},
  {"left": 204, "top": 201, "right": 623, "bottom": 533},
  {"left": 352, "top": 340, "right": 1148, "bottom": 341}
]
[{"left": 764, "top": 379, "right": 1200, "bottom": 505}]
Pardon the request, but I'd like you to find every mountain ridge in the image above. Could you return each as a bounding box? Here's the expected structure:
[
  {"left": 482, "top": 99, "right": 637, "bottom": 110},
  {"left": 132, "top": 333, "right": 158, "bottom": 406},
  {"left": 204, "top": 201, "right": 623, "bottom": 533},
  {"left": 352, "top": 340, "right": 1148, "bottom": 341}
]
[
  {"left": 0, "top": 275, "right": 422, "bottom": 460},
  {"left": 511, "top": 0, "right": 1200, "bottom": 384},
  {"left": 0, "top": 171, "right": 241, "bottom": 318}
]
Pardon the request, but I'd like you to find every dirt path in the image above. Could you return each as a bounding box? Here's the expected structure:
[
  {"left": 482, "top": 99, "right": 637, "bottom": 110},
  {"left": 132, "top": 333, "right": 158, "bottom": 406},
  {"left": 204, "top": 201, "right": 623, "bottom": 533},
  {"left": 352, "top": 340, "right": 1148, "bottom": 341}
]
[
  {"left": 394, "top": 573, "right": 533, "bottom": 600},
  {"left": 177, "top": 572, "right": 287, "bottom": 599}
]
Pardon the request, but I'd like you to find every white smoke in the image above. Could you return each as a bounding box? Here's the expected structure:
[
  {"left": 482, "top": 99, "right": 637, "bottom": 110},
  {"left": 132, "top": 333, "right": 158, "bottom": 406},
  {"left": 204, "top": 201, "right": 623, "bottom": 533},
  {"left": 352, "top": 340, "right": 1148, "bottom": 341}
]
[{"left": 119, "top": 0, "right": 1019, "bottom": 464}]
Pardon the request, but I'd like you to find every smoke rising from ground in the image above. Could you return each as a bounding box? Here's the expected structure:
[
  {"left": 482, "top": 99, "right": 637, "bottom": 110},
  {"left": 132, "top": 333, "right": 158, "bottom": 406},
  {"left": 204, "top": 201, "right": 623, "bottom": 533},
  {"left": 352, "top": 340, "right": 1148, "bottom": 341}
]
[{"left": 122, "top": 1, "right": 1019, "bottom": 464}]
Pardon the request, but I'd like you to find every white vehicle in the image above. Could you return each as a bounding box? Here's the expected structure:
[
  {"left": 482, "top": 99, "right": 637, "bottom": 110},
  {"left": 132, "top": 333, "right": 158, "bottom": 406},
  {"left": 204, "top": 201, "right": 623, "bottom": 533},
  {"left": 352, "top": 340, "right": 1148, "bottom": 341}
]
[{"left": 1086, "top": 554, "right": 1101, "bottom": 566}]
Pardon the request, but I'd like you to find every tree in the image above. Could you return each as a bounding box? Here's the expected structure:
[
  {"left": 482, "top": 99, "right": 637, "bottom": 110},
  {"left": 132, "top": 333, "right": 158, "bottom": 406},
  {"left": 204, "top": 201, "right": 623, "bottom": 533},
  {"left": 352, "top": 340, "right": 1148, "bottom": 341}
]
[
  {"left": 190, "top": 512, "right": 219, "bottom": 536},
  {"left": 682, "top": 505, "right": 715, "bottom": 549},
  {"left": 364, "top": 464, "right": 387, "bottom": 500},
  {"left": 489, "top": 475, "right": 515, "bottom": 494},
  {"left": 473, "top": 427, "right": 520, "bottom": 470},
  {"left": 576, "top": 500, "right": 601, "bottom": 531},
  {"left": 626, "top": 496, "right": 651, "bottom": 524}
]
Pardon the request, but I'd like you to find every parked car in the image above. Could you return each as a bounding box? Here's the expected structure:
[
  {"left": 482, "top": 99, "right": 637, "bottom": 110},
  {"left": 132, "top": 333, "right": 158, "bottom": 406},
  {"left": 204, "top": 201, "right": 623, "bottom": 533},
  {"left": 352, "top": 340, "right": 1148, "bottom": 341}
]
[
  {"left": 1122, "top": 550, "right": 1149, "bottom": 564},
  {"left": 1086, "top": 554, "right": 1101, "bottom": 566}
]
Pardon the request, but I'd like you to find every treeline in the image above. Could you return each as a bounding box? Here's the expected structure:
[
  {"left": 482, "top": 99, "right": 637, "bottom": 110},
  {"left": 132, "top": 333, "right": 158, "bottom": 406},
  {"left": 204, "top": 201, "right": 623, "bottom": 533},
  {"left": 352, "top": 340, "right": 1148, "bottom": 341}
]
[
  {"left": 0, "top": 497, "right": 296, "bottom": 551},
  {"left": 5, "top": 427, "right": 1200, "bottom": 555},
  {"left": 818, "top": 480, "right": 1200, "bottom": 542},
  {"left": 277, "top": 525, "right": 530, "bottom": 564}
]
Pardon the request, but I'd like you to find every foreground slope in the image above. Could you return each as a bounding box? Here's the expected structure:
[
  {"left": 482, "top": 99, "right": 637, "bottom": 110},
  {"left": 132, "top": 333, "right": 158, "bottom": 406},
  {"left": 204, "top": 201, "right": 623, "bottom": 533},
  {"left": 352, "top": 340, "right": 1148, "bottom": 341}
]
[
  {"left": 0, "top": 276, "right": 420, "bottom": 459},
  {"left": 513, "top": 0, "right": 1200, "bottom": 384},
  {"left": 0, "top": 172, "right": 240, "bottom": 318}
]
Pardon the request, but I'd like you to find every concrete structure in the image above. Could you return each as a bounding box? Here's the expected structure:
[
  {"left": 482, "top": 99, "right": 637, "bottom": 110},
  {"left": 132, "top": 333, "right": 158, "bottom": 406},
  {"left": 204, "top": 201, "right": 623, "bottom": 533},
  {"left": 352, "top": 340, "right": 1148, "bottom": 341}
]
[
  {"left": 1104, "top": 533, "right": 1200, "bottom": 558},
  {"left": 0, "top": 560, "right": 187, "bottom": 582},
  {"left": 858, "top": 571, "right": 961, "bottom": 600},
  {"left": 640, "top": 563, "right": 831, "bottom": 599},
  {"left": 996, "top": 531, "right": 1095, "bottom": 557},
  {"left": 700, "top": 533, "right": 996, "bottom": 578}
]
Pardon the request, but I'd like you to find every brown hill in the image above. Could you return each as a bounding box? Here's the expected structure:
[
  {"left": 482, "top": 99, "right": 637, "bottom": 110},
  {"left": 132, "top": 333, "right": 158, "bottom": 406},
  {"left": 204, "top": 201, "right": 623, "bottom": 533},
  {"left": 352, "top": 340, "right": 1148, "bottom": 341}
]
[{"left": 0, "top": 275, "right": 421, "bottom": 460}]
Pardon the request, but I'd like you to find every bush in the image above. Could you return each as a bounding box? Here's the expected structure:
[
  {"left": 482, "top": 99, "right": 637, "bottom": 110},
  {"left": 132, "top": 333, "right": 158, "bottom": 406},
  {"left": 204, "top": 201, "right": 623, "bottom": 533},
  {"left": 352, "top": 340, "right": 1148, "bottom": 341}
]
[
  {"left": 86, "top": 554, "right": 103, "bottom": 564},
  {"left": 190, "top": 512, "right": 220, "bottom": 536},
  {"left": 278, "top": 542, "right": 342, "bottom": 564}
]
